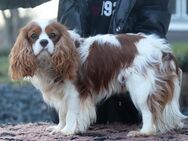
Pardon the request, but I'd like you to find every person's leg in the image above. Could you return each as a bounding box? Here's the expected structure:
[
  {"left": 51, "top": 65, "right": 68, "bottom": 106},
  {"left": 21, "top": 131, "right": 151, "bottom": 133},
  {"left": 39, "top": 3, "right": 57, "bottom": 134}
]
[{"left": 96, "top": 94, "right": 141, "bottom": 124}]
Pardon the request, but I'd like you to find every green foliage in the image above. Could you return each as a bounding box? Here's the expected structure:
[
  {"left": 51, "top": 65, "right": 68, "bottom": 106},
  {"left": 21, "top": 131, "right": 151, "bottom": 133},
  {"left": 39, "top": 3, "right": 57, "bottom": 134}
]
[
  {"left": 0, "top": 56, "right": 10, "bottom": 83},
  {"left": 0, "top": 48, "right": 10, "bottom": 56},
  {"left": 172, "top": 42, "right": 188, "bottom": 72}
]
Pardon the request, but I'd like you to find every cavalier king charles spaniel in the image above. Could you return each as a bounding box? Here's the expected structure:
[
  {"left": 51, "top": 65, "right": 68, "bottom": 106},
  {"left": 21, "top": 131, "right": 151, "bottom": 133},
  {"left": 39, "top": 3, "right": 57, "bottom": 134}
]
[{"left": 9, "top": 20, "right": 187, "bottom": 136}]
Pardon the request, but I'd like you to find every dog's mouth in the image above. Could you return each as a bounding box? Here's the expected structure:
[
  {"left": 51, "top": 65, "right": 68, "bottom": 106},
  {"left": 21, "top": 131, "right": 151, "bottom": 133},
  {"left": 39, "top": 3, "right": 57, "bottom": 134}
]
[
  {"left": 36, "top": 49, "right": 52, "bottom": 63},
  {"left": 36, "top": 50, "right": 52, "bottom": 67},
  {"left": 37, "top": 48, "right": 51, "bottom": 57}
]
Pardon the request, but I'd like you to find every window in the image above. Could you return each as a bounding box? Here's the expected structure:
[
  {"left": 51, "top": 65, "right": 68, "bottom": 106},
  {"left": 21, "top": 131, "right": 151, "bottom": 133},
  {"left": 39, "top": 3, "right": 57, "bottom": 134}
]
[
  {"left": 169, "top": 0, "right": 176, "bottom": 14},
  {"left": 171, "top": 0, "right": 188, "bottom": 19},
  {"left": 169, "top": 0, "right": 188, "bottom": 31},
  {"left": 171, "top": 0, "right": 181, "bottom": 19},
  {"left": 187, "top": 0, "right": 188, "bottom": 14},
  {"left": 182, "top": 0, "right": 188, "bottom": 18}
]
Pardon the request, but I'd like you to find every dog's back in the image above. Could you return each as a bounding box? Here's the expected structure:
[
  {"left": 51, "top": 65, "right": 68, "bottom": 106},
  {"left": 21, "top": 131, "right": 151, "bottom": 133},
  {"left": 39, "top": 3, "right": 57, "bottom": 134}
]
[{"left": 74, "top": 33, "right": 187, "bottom": 135}]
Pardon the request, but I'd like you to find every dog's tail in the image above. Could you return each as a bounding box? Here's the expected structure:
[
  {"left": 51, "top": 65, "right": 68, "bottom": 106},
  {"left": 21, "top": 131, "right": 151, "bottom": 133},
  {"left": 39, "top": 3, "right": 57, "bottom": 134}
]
[
  {"left": 157, "top": 72, "right": 187, "bottom": 133},
  {"left": 147, "top": 39, "right": 187, "bottom": 133}
]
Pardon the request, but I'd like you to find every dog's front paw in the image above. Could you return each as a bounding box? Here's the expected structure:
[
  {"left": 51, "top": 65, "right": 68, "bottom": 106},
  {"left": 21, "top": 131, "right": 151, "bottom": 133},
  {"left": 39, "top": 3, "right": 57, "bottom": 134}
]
[
  {"left": 60, "top": 126, "right": 76, "bottom": 136},
  {"left": 46, "top": 125, "right": 56, "bottom": 131},
  {"left": 127, "top": 130, "right": 155, "bottom": 137},
  {"left": 127, "top": 131, "right": 142, "bottom": 137},
  {"left": 46, "top": 124, "right": 64, "bottom": 134}
]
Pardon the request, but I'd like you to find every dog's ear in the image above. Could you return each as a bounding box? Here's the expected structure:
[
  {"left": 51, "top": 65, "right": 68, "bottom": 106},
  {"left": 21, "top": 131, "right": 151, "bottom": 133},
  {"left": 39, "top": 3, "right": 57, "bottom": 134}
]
[
  {"left": 51, "top": 24, "right": 80, "bottom": 81},
  {"left": 9, "top": 27, "right": 37, "bottom": 80}
]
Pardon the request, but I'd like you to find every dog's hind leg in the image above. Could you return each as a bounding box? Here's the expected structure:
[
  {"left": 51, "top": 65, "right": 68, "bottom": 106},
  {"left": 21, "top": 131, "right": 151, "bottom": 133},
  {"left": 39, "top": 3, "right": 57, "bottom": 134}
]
[{"left": 126, "top": 70, "right": 156, "bottom": 137}]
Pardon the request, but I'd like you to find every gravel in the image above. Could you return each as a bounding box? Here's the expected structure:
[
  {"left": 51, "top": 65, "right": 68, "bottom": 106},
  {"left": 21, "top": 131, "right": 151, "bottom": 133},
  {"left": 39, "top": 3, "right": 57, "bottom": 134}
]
[
  {"left": 0, "top": 121, "right": 188, "bottom": 141},
  {"left": 0, "top": 83, "right": 51, "bottom": 124}
]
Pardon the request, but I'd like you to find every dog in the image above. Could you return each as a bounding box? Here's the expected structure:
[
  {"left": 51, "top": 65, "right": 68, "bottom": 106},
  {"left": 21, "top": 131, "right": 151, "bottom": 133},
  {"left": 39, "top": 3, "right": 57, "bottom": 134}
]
[{"left": 9, "top": 20, "right": 187, "bottom": 136}]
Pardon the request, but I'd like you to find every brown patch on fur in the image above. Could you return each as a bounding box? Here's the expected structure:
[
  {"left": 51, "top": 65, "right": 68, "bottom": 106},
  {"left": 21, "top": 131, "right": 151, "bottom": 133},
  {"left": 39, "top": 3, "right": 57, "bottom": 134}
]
[
  {"left": 45, "top": 23, "right": 61, "bottom": 44},
  {"left": 162, "top": 52, "right": 179, "bottom": 75},
  {"left": 77, "top": 34, "right": 142, "bottom": 98},
  {"left": 9, "top": 22, "right": 39, "bottom": 80},
  {"left": 27, "top": 23, "right": 42, "bottom": 45},
  {"left": 50, "top": 22, "right": 80, "bottom": 81},
  {"left": 147, "top": 52, "right": 178, "bottom": 123}
]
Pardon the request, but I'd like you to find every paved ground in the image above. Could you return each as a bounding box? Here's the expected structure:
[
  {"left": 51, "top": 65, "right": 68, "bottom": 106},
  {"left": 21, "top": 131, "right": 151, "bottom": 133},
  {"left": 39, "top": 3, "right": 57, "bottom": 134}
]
[{"left": 0, "top": 120, "right": 188, "bottom": 141}]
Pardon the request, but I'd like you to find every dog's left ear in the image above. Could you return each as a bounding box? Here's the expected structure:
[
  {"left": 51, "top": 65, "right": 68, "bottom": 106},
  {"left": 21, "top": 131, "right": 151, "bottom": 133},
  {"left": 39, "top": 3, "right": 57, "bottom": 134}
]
[
  {"left": 9, "top": 27, "right": 37, "bottom": 80},
  {"left": 51, "top": 23, "right": 80, "bottom": 81}
]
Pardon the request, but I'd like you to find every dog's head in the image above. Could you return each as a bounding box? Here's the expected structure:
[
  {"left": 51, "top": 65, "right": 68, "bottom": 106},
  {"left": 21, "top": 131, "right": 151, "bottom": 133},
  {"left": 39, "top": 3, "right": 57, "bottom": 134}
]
[{"left": 9, "top": 20, "right": 79, "bottom": 80}]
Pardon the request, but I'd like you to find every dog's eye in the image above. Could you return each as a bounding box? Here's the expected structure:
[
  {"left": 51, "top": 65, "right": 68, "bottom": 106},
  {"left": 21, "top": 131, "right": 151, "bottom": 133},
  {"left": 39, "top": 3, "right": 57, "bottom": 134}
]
[
  {"left": 31, "top": 33, "right": 38, "bottom": 40},
  {"left": 49, "top": 33, "right": 56, "bottom": 39}
]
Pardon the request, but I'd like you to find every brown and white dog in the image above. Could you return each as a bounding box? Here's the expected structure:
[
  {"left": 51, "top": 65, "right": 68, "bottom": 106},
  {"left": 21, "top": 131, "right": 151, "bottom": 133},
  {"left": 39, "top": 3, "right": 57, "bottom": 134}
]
[{"left": 9, "top": 20, "right": 187, "bottom": 136}]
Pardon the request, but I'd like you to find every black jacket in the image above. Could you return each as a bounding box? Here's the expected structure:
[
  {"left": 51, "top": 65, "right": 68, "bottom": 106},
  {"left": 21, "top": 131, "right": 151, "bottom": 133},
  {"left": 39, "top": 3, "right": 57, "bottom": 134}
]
[{"left": 58, "top": 0, "right": 171, "bottom": 38}]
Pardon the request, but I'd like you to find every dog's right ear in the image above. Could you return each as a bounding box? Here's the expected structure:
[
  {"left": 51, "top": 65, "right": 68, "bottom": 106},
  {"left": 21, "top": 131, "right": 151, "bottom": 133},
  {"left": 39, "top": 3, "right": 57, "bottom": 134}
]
[
  {"left": 50, "top": 24, "right": 80, "bottom": 81},
  {"left": 9, "top": 27, "right": 37, "bottom": 80}
]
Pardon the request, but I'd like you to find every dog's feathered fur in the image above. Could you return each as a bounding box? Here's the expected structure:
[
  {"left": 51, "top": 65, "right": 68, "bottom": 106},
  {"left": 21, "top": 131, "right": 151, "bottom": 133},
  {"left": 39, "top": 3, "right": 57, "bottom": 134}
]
[{"left": 9, "top": 20, "right": 187, "bottom": 136}]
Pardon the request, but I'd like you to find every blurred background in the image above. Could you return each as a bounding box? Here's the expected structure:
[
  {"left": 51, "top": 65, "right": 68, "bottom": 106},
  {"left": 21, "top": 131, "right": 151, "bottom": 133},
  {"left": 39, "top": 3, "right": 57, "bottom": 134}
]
[
  {"left": 0, "top": 0, "right": 58, "bottom": 124},
  {"left": 0, "top": 0, "right": 188, "bottom": 124}
]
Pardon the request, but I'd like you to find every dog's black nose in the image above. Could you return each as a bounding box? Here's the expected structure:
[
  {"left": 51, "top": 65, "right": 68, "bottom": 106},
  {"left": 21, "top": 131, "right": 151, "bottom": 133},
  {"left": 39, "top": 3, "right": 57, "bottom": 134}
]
[{"left": 40, "top": 39, "right": 48, "bottom": 47}]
